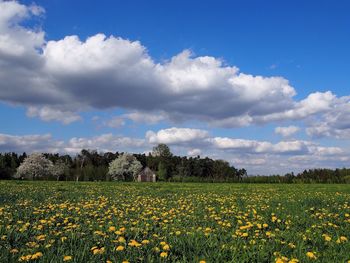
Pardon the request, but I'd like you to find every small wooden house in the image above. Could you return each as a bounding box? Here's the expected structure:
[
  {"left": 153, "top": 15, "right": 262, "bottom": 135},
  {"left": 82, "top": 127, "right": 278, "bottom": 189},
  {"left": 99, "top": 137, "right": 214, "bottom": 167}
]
[{"left": 137, "top": 167, "right": 156, "bottom": 182}]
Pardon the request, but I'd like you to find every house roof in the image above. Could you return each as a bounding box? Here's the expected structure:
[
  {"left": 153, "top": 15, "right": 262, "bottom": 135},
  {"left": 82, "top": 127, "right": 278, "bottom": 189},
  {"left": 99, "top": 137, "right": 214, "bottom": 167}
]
[{"left": 138, "top": 167, "right": 154, "bottom": 176}]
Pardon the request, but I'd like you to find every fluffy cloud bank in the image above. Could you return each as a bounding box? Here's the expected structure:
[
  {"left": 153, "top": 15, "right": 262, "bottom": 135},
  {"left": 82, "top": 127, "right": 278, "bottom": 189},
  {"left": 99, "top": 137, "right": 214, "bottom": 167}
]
[
  {"left": 1, "top": 128, "right": 348, "bottom": 175},
  {"left": 1, "top": 0, "right": 349, "bottom": 132},
  {"left": 146, "top": 127, "right": 209, "bottom": 145},
  {"left": 0, "top": 133, "right": 145, "bottom": 154},
  {"left": 275, "top": 126, "right": 300, "bottom": 137}
]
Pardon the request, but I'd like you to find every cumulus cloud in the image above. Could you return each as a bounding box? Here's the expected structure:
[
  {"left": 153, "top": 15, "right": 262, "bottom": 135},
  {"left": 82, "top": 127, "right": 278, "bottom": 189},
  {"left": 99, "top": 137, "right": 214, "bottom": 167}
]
[
  {"left": 26, "top": 106, "right": 82, "bottom": 124},
  {"left": 209, "top": 137, "right": 310, "bottom": 154},
  {"left": 105, "top": 117, "right": 125, "bottom": 128},
  {"left": 146, "top": 127, "right": 209, "bottom": 145},
  {"left": 123, "top": 111, "right": 169, "bottom": 124},
  {"left": 187, "top": 148, "right": 202, "bottom": 157},
  {"left": 0, "top": 132, "right": 146, "bottom": 154},
  {"left": 64, "top": 134, "right": 145, "bottom": 154},
  {"left": 275, "top": 125, "right": 300, "bottom": 137},
  {"left": 1, "top": 1, "right": 348, "bottom": 128},
  {"left": 0, "top": 133, "right": 63, "bottom": 153},
  {"left": 145, "top": 128, "right": 344, "bottom": 157},
  {"left": 306, "top": 96, "right": 350, "bottom": 139}
]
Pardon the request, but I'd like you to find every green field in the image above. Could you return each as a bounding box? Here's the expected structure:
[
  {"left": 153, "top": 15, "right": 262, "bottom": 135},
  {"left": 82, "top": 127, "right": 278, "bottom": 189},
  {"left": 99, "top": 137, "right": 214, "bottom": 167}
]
[{"left": 0, "top": 181, "right": 349, "bottom": 262}]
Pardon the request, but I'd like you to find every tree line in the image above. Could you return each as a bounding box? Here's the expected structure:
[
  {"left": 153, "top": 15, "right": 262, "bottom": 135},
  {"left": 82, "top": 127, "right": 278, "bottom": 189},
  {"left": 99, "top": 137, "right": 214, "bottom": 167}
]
[
  {"left": 0, "top": 144, "right": 349, "bottom": 183},
  {"left": 0, "top": 144, "right": 246, "bottom": 182}
]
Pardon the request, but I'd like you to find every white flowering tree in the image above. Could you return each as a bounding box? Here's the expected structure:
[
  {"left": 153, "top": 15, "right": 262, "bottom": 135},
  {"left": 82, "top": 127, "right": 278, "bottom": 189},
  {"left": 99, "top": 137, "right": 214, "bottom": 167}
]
[
  {"left": 108, "top": 153, "right": 142, "bottom": 181},
  {"left": 15, "top": 153, "right": 53, "bottom": 180},
  {"left": 50, "top": 160, "right": 69, "bottom": 181}
]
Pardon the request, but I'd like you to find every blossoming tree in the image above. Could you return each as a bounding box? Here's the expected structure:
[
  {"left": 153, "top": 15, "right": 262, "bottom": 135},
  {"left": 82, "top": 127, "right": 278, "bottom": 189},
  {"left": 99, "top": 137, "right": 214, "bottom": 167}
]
[
  {"left": 108, "top": 153, "right": 142, "bottom": 181},
  {"left": 15, "top": 153, "right": 53, "bottom": 180}
]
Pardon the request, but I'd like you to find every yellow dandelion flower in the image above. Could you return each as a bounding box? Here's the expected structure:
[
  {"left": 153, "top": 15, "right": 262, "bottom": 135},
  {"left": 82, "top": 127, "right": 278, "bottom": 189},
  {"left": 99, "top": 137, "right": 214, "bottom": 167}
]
[
  {"left": 340, "top": 236, "right": 348, "bottom": 242},
  {"left": 118, "top": 236, "right": 126, "bottom": 243},
  {"left": 322, "top": 234, "right": 331, "bottom": 242},
  {"left": 35, "top": 235, "right": 46, "bottom": 241},
  {"left": 306, "top": 252, "right": 317, "bottom": 260},
  {"left": 163, "top": 244, "right": 170, "bottom": 251},
  {"left": 288, "top": 243, "right": 296, "bottom": 249},
  {"left": 116, "top": 245, "right": 124, "bottom": 251},
  {"left": 31, "top": 252, "right": 43, "bottom": 260},
  {"left": 160, "top": 252, "right": 168, "bottom": 258},
  {"left": 63, "top": 255, "right": 72, "bottom": 261}
]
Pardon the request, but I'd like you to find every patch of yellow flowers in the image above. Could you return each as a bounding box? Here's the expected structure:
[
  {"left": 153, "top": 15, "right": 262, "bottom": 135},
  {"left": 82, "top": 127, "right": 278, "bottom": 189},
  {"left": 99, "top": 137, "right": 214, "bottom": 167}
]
[{"left": 0, "top": 181, "right": 349, "bottom": 262}]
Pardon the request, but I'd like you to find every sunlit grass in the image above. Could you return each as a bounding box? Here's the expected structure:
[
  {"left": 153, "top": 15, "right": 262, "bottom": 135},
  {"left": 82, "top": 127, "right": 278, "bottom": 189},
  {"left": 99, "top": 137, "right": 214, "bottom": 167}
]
[{"left": 0, "top": 181, "right": 349, "bottom": 262}]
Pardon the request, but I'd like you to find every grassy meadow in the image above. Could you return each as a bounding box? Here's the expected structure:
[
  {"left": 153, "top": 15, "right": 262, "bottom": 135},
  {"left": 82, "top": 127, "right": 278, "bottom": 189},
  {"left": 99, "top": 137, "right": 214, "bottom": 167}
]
[{"left": 0, "top": 181, "right": 349, "bottom": 262}]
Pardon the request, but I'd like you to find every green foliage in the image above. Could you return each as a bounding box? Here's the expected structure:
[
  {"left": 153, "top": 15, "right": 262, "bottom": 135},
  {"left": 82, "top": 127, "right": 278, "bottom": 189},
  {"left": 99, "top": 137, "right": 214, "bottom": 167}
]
[
  {"left": 157, "top": 161, "right": 167, "bottom": 181},
  {"left": 0, "top": 148, "right": 349, "bottom": 183},
  {"left": 152, "top": 143, "right": 172, "bottom": 158}
]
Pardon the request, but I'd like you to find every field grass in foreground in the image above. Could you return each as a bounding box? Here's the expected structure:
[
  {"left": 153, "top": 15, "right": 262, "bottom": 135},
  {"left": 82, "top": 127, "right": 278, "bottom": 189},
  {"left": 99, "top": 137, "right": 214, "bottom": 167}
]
[{"left": 0, "top": 181, "right": 349, "bottom": 263}]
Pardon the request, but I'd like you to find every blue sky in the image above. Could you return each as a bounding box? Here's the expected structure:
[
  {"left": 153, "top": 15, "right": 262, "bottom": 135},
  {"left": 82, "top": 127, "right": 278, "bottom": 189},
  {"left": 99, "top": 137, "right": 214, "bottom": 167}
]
[{"left": 0, "top": 0, "right": 350, "bottom": 174}]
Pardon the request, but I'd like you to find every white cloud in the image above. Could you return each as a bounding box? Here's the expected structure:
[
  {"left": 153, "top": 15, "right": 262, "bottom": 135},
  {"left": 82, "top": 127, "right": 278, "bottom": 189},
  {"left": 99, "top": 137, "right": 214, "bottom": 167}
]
[
  {"left": 308, "top": 146, "right": 343, "bottom": 156},
  {"left": 187, "top": 148, "right": 202, "bottom": 157},
  {"left": 26, "top": 106, "right": 82, "bottom": 124},
  {"left": 209, "top": 137, "right": 309, "bottom": 154},
  {"left": 210, "top": 137, "right": 264, "bottom": 150},
  {"left": 0, "top": 133, "right": 63, "bottom": 153},
  {"left": 2, "top": 1, "right": 347, "bottom": 128},
  {"left": 231, "top": 157, "right": 267, "bottom": 166},
  {"left": 146, "top": 127, "right": 209, "bottom": 145},
  {"left": 105, "top": 117, "right": 125, "bottom": 128},
  {"left": 64, "top": 134, "right": 145, "bottom": 154},
  {"left": 306, "top": 97, "right": 350, "bottom": 139},
  {"left": 275, "top": 126, "right": 300, "bottom": 137},
  {"left": 123, "top": 111, "right": 168, "bottom": 124},
  {"left": 0, "top": 132, "right": 145, "bottom": 154}
]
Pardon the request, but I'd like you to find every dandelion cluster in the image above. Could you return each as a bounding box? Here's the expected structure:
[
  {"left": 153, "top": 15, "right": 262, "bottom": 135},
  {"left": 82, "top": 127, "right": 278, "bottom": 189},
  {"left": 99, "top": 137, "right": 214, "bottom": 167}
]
[{"left": 0, "top": 181, "right": 349, "bottom": 262}]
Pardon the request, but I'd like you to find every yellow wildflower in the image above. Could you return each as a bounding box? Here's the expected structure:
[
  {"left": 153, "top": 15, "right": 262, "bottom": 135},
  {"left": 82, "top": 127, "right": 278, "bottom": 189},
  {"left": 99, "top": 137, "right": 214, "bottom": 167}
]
[
  {"left": 306, "top": 252, "right": 317, "bottom": 260},
  {"left": 31, "top": 252, "right": 43, "bottom": 260},
  {"left": 63, "top": 255, "right": 72, "bottom": 261},
  {"left": 163, "top": 244, "right": 170, "bottom": 251},
  {"left": 116, "top": 245, "right": 124, "bottom": 251},
  {"left": 118, "top": 236, "right": 126, "bottom": 243}
]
